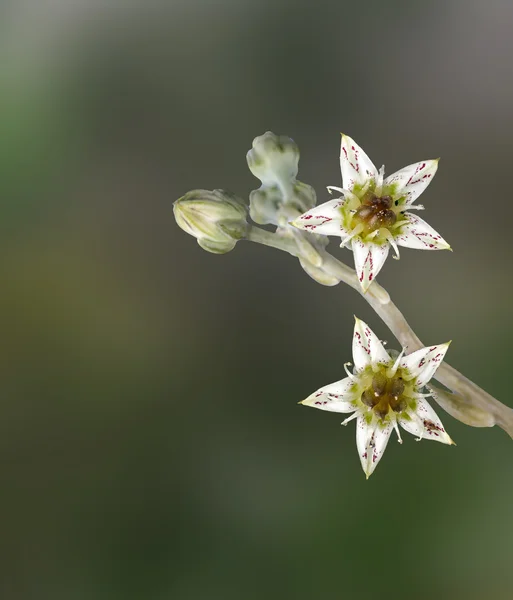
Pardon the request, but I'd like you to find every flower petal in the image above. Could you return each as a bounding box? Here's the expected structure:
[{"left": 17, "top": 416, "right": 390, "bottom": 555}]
[
  {"left": 400, "top": 343, "right": 450, "bottom": 388},
  {"left": 356, "top": 415, "right": 392, "bottom": 478},
  {"left": 399, "top": 399, "right": 453, "bottom": 445},
  {"left": 397, "top": 412, "right": 423, "bottom": 440},
  {"left": 352, "top": 317, "right": 391, "bottom": 372},
  {"left": 340, "top": 135, "right": 377, "bottom": 190},
  {"left": 352, "top": 238, "right": 390, "bottom": 292},
  {"left": 292, "top": 199, "right": 349, "bottom": 237},
  {"left": 384, "top": 159, "right": 438, "bottom": 205},
  {"left": 301, "top": 377, "right": 357, "bottom": 413},
  {"left": 395, "top": 213, "right": 451, "bottom": 250}
]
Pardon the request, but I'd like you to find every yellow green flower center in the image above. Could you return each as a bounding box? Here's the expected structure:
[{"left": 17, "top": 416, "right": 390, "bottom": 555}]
[
  {"left": 360, "top": 370, "right": 412, "bottom": 421},
  {"left": 353, "top": 192, "right": 397, "bottom": 235}
]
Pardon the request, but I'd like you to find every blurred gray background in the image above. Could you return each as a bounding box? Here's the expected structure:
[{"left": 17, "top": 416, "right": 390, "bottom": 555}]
[{"left": 1, "top": 0, "right": 512, "bottom": 598}]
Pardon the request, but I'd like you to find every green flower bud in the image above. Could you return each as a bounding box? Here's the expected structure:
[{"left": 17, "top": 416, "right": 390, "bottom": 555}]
[
  {"left": 173, "top": 189, "right": 248, "bottom": 254},
  {"left": 246, "top": 131, "right": 300, "bottom": 188},
  {"left": 249, "top": 180, "right": 316, "bottom": 227}
]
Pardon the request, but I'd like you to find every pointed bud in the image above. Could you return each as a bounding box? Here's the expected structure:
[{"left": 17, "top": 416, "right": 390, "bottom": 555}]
[{"left": 173, "top": 189, "right": 248, "bottom": 254}]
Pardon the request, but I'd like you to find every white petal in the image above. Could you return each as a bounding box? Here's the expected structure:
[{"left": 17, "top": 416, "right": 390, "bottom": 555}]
[
  {"left": 400, "top": 399, "right": 453, "bottom": 445},
  {"left": 301, "top": 377, "right": 357, "bottom": 413},
  {"left": 352, "top": 317, "right": 391, "bottom": 372},
  {"left": 395, "top": 213, "right": 451, "bottom": 250},
  {"left": 356, "top": 415, "right": 392, "bottom": 478},
  {"left": 292, "top": 199, "right": 349, "bottom": 237},
  {"left": 384, "top": 159, "right": 438, "bottom": 205},
  {"left": 400, "top": 343, "right": 451, "bottom": 388},
  {"left": 340, "top": 135, "right": 377, "bottom": 190},
  {"left": 398, "top": 412, "right": 424, "bottom": 440},
  {"left": 352, "top": 238, "right": 390, "bottom": 292}
]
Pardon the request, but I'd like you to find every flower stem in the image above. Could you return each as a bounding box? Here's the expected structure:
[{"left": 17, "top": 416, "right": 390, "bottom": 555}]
[{"left": 246, "top": 225, "right": 513, "bottom": 438}]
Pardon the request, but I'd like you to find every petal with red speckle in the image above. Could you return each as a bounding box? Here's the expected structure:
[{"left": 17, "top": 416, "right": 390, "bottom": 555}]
[
  {"left": 352, "top": 238, "right": 390, "bottom": 292},
  {"left": 399, "top": 399, "right": 453, "bottom": 445},
  {"left": 340, "top": 135, "right": 377, "bottom": 190},
  {"left": 400, "top": 343, "right": 451, "bottom": 388},
  {"left": 292, "top": 198, "right": 349, "bottom": 237},
  {"left": 356, "top": 415, "right": 392, "bottom": 478},
  {"left": 352, "top": 317, "right": 391, "bottom": 372},
  {"left": 301, "top": 377, "right": 357, "bottom": 412},
  {"left": 385, "top": 159, "right": 438, "bottom": 205},
  {"left": 395, "top": 213, "right": 451, "bottom": 250}
]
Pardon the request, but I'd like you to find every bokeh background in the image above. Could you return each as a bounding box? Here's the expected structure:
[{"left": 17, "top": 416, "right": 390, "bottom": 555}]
[{"left": 1, "top": 1, "right": 512, "bottom": 598}]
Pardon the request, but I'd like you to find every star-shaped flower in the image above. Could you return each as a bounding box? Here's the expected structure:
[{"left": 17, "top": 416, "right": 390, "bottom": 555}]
[
  {"left": 292, "top": 135, "right": 451, "bottom": 291},
  {"left": 300, "top": 317, "right": 454, "bottom": 478}
]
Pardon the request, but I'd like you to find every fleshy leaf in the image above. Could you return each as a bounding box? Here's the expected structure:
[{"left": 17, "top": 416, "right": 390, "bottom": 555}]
[{"left": 299, "top": 256, "right": 340, "bottom": 286}]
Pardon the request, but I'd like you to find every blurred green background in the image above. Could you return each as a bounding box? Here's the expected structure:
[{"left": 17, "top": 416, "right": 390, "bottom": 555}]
[{"left": 1, "top": 1, "right": 512, "bottom": 598}]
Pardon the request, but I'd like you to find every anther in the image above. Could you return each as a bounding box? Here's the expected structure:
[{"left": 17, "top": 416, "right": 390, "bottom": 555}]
[
  {"left": 372, "top": 373, "right": 388, "bottom": 396},
  {"left": 361, "top": 389, "right": 376, "bottom": 408}
]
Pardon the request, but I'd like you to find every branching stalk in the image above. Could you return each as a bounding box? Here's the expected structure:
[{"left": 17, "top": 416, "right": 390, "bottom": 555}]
[{"left": 247, "top": 225, "right": 513, "bottom": 438}]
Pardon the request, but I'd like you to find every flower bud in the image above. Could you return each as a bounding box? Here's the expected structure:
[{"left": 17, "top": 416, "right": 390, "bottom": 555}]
[
  {"left": 173, "top": 189, "right": 248, "bottom": 254},
  {"left": 246, "top": 131, "right": 300, "bottom": 188},
  {"left": 249, "top": 180, "right": 316, "bottom": 227}
]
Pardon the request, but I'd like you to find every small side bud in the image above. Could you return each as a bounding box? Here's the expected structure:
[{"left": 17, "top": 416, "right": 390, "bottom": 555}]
[
  {"left": 173, "top": 189, "right": 248, "bottom": 254},
  {"left": 249, "top": 180, "right": 316, "bottom": 227},
  {"left": 246, "top": 131, "right": 300, "bottom": 188}
]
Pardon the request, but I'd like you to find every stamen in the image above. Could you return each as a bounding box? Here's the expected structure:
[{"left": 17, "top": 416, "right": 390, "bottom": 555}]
[
  {"left": 392, "top": 219, "right": 409, "bottom": 230},
  {"left": 341, "top": 412, "right": 359, "bottom": 426},
  {"left": 375, "top": 165, "right": 385, "bottom": 196},
  {"left": 387, "top": 347, "right": 406, "bottom": 378},
  {"left": 382, "top": 229, "right": 401, "bottom": 260},
  {"left": 404, "top": 204, "right": 425, "bottom": 211},
  {"left": 344, "top": 362, "right": 358, "bottom": 381},
  {"left": 340, "top": 223, "right": 364, "bottom": 247},
  {"left": 359, "top": 180, "right": 371, "bottom": 197},
  {"left": 413, "top": 392, "right": 434, "bottom": 399},
  {"left": 326, "top": 185, "right": 345, "bottom": 195},
  {"left": 392, "top": 418, "right": 403, "bottom": 444},
  {"left": 326, "top": 186, "right": 360, "bottom": 204}
]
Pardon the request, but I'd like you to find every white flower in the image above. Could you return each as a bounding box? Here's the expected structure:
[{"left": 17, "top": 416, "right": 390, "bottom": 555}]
[
  {"left": 292, "top": 135, "right": 451, "bottom": 292},
  {"left": 300, "top": 317, "right": 454, "bottom": 478}
]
